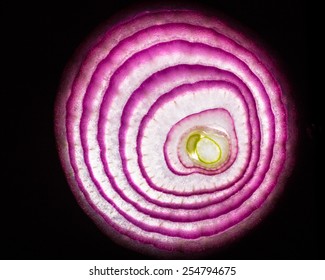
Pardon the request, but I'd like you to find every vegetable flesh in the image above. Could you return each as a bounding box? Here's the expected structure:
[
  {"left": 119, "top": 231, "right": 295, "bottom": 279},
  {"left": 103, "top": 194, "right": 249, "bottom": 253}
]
[{"left": 55, "top": 9, "right": 296, "bottom": 256}]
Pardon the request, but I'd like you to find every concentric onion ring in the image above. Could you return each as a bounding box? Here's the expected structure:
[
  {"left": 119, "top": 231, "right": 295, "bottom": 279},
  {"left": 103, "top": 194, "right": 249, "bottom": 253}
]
[{"left": 55, "top": 9, "right": 296, "bottom": 256}]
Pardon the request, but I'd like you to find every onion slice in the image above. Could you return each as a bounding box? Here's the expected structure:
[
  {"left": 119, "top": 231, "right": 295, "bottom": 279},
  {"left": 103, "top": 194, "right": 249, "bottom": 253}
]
[{"left": 55, "top": 9, "right": 296, "bottom": 256}]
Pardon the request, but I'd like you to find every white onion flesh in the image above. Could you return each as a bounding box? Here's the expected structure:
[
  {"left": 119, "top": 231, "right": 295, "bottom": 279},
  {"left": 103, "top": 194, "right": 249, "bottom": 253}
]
[{"left": 55, "top": 9, "right": 296, "bottom": 256}]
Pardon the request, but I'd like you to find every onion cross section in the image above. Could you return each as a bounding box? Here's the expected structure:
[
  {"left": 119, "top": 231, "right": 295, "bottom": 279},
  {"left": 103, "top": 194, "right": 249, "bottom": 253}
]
[{"left": 55, "top": 9, "right": 296, "bottom": 256}]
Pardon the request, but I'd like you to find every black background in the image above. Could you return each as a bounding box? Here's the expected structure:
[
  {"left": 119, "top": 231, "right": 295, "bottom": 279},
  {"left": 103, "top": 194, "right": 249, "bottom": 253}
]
[{"left": 4, "top": 0, "right": 321, "bottom": 260}]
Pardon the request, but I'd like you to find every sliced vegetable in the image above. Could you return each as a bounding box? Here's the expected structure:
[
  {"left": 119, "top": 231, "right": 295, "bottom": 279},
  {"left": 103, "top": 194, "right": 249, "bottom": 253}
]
[{"left": 55, "top": 9, "right": 296, "bottom": 256}]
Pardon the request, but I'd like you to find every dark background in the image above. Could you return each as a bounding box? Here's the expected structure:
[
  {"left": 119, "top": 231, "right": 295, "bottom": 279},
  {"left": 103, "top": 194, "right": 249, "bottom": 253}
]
[{"left": 4, "top": 0, "right": 321, "bottom": 259}]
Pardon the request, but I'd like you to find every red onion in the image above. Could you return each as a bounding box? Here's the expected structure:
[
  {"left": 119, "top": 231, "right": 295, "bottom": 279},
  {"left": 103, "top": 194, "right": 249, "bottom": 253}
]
[{"left": 55, "top": 9, "right": 296, "bottom": 256}]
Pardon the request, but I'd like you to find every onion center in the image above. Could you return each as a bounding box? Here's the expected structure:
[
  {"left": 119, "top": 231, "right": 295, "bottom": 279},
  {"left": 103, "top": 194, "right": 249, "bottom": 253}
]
[
  {"left": 196, "top": 137, "right": 221, "bottom": 164},
  {"left": 185, "top": 129, "right": 229, "bottom": 169}
]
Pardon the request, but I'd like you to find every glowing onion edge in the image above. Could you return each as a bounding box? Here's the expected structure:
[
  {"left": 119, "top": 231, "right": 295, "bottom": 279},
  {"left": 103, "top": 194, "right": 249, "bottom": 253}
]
[{"left": 54, "top": 9, "right": 297, "bottom": 258}]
